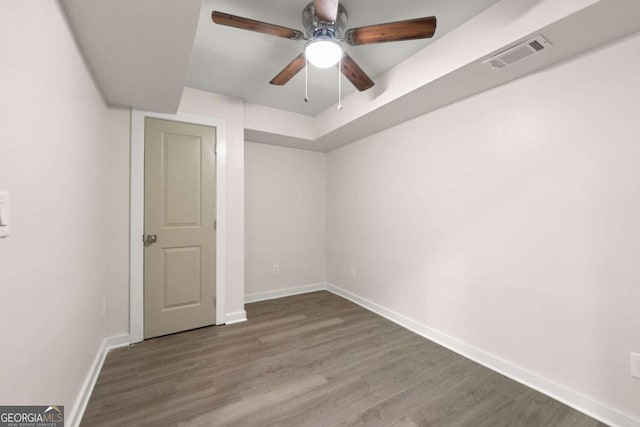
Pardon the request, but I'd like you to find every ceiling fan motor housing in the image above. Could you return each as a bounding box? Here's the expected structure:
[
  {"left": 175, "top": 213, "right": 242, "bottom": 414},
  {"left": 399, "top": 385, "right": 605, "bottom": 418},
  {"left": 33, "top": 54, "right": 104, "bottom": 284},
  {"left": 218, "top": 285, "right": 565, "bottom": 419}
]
[{"left": 302, "top": 2, "right": 348, "bottom": 40}]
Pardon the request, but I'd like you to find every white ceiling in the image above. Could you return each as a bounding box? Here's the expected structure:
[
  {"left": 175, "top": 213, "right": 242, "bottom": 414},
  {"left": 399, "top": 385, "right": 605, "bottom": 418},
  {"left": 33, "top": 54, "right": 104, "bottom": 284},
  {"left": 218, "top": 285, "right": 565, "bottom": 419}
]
[
  {"left": 60, "top": 0, "right": 640, "bottom": 152},
  {"left": 186, "top": 0, "right": 501, "bottom": 116}
]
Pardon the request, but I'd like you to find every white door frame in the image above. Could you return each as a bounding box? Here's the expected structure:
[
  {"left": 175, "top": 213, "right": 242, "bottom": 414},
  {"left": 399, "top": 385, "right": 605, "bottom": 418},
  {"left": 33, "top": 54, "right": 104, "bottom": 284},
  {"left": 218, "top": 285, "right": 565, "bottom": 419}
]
[{"left": 130, "top": 109, "right": 227, "bottom": 343}]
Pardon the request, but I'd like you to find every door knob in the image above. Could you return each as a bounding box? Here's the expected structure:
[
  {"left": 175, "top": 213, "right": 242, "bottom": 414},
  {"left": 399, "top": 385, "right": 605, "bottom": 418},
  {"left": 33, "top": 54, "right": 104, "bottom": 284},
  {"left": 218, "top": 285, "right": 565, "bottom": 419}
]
[{"left": 144, "top": 234, "right": 157, "bottom": 244}]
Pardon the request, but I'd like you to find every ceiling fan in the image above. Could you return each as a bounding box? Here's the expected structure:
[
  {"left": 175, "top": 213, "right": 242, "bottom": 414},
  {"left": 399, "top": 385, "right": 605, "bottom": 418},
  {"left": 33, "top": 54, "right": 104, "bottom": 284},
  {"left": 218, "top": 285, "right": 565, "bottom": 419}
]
[{"left": 211, "top": 0, "right": 437, "bottom": 92}]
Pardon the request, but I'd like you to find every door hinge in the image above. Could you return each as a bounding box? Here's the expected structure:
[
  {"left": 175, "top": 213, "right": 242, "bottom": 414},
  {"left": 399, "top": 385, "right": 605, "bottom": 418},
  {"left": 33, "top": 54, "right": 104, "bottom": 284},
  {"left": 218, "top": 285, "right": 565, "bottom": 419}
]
[{"left": 214, "top": 220, "right": 217, "bottom": 231}]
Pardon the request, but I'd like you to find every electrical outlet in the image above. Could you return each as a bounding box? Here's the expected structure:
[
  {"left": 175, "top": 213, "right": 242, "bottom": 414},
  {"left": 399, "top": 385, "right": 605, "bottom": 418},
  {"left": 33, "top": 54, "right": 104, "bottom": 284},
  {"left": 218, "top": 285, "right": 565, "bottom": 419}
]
[
  {"left": 631, "top": 353, "right": 640, "bottom": 379},
  {"left": 272, "top": 265, "right": 280, "bottom": 275},
  {"left": 350, "top": 266, "right": 357, "bottom": 279}
]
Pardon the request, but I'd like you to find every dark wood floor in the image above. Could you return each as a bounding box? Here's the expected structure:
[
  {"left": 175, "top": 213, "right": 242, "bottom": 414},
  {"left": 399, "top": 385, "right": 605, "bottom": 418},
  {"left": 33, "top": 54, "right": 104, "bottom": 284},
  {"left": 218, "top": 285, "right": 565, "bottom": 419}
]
[{"left": 82, "top": 291, "right": 606, "bottom": 426}]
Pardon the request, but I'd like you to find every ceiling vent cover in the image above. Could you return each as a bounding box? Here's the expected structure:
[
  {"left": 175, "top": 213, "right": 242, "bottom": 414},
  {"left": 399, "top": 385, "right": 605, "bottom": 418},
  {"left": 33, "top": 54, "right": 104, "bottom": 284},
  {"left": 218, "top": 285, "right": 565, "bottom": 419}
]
[{"left": 483, "top": 35, "right": 552, "bottom": 70}]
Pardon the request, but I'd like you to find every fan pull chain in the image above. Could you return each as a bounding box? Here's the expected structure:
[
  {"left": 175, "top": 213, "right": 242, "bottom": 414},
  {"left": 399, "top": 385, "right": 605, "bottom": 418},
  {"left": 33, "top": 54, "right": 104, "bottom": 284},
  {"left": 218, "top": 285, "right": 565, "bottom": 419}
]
[
  {"left": 304, "top": 56, "right": 309, "bottom": 103},
  {"left": 337, "top": 57, "right": 343, "bottom": 110}
]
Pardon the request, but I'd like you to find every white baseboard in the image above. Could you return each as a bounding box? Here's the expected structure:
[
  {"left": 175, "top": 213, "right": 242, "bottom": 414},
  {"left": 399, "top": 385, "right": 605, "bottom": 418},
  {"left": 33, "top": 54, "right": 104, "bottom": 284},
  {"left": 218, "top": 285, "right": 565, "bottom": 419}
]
[
  {"left": 69, "top": 334, "right": 130, "bottom": 427},
  {"left": 245, "top": 283, "right": 328, "bottom": 304},
  {"left": 225, "top": 311, "right": 247, "bottom": 325},
  {"left": 326, "top": 284, "right": 639, "bottom": 427}
]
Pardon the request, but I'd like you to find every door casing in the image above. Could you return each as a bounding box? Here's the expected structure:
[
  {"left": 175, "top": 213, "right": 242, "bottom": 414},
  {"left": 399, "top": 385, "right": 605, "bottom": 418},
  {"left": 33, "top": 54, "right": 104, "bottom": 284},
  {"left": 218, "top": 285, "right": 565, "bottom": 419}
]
[{"left": 130, "top": 109, "right": 227, "bottom": 343}]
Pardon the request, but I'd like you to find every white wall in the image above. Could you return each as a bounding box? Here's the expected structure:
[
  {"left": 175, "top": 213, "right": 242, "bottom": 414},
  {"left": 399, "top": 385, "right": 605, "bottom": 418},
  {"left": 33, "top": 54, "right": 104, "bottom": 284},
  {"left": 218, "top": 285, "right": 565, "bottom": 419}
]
[
  {"left": 106, "top": 109, "right": 131, "bottom": 336},
  {"left": 178, "top": 88, "right": 246, "bottom": 317},
  {"left": 0, "top": 0, "right": 125, "bottom": 420},
  {"left": 327, "top": 33, "right": 640, "bottom": 420},
  {"left": 245, "top": 142, "right": 326, "bottom": 298}
]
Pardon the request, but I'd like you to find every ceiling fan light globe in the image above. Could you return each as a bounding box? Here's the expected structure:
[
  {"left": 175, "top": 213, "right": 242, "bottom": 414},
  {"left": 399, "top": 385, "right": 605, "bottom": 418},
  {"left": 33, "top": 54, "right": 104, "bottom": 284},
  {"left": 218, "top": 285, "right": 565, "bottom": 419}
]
[{"left": 305, "top": 38, "right": 343, "bottom": 68}]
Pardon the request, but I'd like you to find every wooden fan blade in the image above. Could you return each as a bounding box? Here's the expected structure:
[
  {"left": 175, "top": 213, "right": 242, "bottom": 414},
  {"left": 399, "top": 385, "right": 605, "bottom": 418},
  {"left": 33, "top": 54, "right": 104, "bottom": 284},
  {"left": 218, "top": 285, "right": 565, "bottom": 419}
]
[
  {"left": 340, "top": 53, "right": 374, "bottom": 91},
  {"left": 212, "top": 11, "right": 305, "bottom": 40},
  {"left": 345, "top": 16, "right": 436, "bottom": 46},
  {"left": 314, "top": 0, "right": 340, "bottom": 22},
  {"left": 270, "top": 54, "right": 306, "bottom": 86}
]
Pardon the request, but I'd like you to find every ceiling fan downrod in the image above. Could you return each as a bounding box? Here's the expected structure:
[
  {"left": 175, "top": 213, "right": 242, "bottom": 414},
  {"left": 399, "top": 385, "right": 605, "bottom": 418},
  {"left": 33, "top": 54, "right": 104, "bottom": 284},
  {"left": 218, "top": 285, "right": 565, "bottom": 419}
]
[{"left": 338, "top": 57, "right": 342, "bottom": 110}]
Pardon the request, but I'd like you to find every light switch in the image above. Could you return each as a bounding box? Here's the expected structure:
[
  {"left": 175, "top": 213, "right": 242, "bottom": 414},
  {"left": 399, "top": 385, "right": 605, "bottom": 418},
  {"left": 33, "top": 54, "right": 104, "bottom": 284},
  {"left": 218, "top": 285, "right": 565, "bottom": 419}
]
[
  {"left": 0, "top": 191, "right": 10, "bottom": 238},
  {"left": 632, "top": 353, "right": 640, "bottom": 379}
]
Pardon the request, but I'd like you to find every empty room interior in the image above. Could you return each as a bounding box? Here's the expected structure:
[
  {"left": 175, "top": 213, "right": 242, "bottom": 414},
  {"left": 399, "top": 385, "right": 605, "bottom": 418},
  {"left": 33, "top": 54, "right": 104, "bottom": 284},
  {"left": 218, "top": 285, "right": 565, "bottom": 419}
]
[{"left": 2, "top": 0, "right": 640, "bottom": 426}]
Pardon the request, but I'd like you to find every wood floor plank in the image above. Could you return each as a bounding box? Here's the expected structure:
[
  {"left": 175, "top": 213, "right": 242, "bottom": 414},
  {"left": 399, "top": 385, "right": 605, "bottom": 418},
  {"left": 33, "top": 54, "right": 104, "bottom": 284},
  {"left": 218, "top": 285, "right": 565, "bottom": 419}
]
[
  {"left": 258, "top": 317, "right": 345, "bottom": 343},
  {"left": 81, "top": 291, "right": 606, "bottom": 427},
  {"left": 391, "top": 418, "right": 419, "bottom": 427},
  {"left": 339, "top": 359, "right": 483, "bottom": 427},
  {"left": 260, "top": 345, "right": 461, "bottom": 427},
  {"left": 181, "top": 374, "right": 329, "bottom": 426}
]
